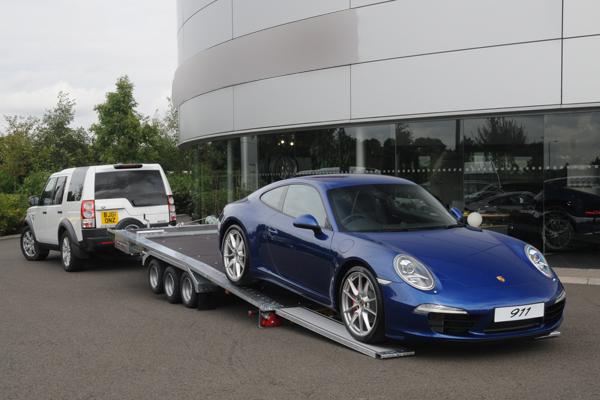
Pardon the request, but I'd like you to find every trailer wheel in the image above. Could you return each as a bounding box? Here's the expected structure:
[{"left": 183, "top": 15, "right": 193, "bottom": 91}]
[
  {"left": 147, "top": 258, "right": 165, "bottom": 294},
  {"left": 180, "top": 272, "right": 198, "bottom": 308},
  {"left": 163, "top": 266, "right": 182, "bottom": 304}
]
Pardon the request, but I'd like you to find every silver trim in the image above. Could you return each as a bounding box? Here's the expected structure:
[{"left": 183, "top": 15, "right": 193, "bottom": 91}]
[
  {"left": 413, "top": 304, "right": 468, "bottom": 315},
  {"left": 534, "top": 331, "right": 561, "bottom": 340},
  {"left": 376, "top": 278, "right": 391, "bottom": 285}
]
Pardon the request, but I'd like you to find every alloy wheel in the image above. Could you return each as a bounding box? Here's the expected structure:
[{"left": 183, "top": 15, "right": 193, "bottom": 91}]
[
  {"left": 341, "top": 271, "right": 378, "bottom": 337},
  {"left": 223, "top": 230, "right": 246, "bottom": 281},
  {"left": 62, "top": 236, "right": 71, "bottom": 267},
  {"left": 22, "top": 231, "right": 37, "bottom": 258}
]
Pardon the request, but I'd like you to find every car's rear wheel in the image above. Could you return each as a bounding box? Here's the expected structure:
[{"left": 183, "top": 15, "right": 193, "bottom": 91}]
[
  {"left": 20, "top": 226, "right": 49, "bottom": 261},
  {"left": 60, "top": 232, "right": 83, "bottom": 272},
  {"left": 222, "top": 225, "right": 252, "bottom": 286},
  {"left": 339, "top": 266, "right": 385, "bottom": 344},
  {"left": 544, "top": 212, "right": 574, "bottom": 251},
  {"left": 163, "top": 266, "right": 181, "bottom": 304}
]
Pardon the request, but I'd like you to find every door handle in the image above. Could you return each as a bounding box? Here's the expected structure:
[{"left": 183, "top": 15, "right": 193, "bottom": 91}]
[
  {"left": 42, "top": 211, "right": 47, "bottom": 215},
  {"left": 267, "top": 227, "right": 278, "bottom": 235},
  {"left": 57, "top": 211, "right": 63, "bottom": 214}
]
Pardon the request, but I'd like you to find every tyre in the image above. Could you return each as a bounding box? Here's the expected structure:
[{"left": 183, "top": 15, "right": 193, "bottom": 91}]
[
  {"left": 339, "top": 266, "right": 385, "bottom": 344},
  {"left": 147, "top": 258, "right": 165, "bottom": 294},
  {"left": 221, "top": 225, "right": 252, "bottom": 286},
  {"left": 180, "top": 272, "right": 198, "bottom": 308},
  {"left": 20, "top": 226, "right": 49, "bottom": 261},
  {"left": 163, "top": 266, "right": 182, "bottom": 304},
  {"left": 544, "top": 212, "right": 574, "bottom": 251},
  {"left": 60, "top": 231, "right": 83, "bottom": 272},
  {"left": 115, "top": 218, "right": 144, "bottom": 231}
]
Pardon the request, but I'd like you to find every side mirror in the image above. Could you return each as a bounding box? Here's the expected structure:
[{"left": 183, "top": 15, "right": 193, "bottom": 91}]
[
  {"left": 467, "top": 212, "right": 483, "bottom": 228},
  {"left": 449, "top": 207, "right": 462, "bottom": 221},
  {"left": 28, "top": 196, "right": 39, "bottom": 206},
  {"left": 293, "top": 214, "right": 321, "bottom": 233}
]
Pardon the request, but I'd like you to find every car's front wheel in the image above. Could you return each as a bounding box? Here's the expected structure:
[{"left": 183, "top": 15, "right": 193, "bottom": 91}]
[
  {"left": 339, "top": 266, "right": 385, "bottom": 344},
  {"left": 20, "top": 226, "right": 49, "bottom": 261},
  {"left": 221, "top": 225, "right": 252, "bottom": 286}
]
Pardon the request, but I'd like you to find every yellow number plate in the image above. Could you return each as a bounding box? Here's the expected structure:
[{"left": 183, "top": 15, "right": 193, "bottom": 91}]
[{"left": 101, "top": 211, "right": 119, "bottom": 225}]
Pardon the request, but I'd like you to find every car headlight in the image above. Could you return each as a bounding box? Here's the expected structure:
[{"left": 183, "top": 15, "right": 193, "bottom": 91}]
[
  {"left": 524, "top": 245, "right": 553, "bottom": 278},
  {"left": 394, "top": 255, "right": 435, "bottom": 291}
]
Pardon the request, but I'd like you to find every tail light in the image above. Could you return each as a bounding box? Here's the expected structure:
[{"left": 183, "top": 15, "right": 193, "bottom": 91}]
[
  {"left": 585, "top": 210, "right": 600, "bottom": 217},
  {"left": 81, "top": 200, "right": 96, "bottom": 229},
  {"left": 168, "top": 195, "right": 176, "bottom": 222}
]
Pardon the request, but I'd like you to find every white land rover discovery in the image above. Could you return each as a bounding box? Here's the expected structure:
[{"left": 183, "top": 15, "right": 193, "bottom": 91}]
[{"left": 20, "top": 164, "right": 176, "bottom": 271}]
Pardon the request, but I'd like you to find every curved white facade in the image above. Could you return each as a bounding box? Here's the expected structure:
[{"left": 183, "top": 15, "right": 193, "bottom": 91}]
[{"left": 174, "top": 0, "right": 600, "bottom": 145}]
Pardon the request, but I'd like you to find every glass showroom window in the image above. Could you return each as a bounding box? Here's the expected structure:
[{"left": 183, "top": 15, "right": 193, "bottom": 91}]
[
  {"left": 463, "top": 116, "right": 544, "bottom": 236},
  {"left": 395, "top": 120, "right": 462, "bottom": 209},
  {"left": 344, "top": 124, "right": 396, "bottom": 175},
  {"left": 541, "top": 112, "right": 600, "bottom": 259}
]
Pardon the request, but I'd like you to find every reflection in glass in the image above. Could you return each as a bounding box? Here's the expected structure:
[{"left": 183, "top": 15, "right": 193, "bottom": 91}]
[{"left": 463, "top": 116, "right": 544, "bottom": 235}]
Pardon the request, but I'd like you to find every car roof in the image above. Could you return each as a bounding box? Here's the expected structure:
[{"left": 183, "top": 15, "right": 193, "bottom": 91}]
[
  {"left": 279, "top": 174, "right": 416, "bottom": 190},
  {"left": 55, "top": 163, "right": 162, "bottom": 175}
]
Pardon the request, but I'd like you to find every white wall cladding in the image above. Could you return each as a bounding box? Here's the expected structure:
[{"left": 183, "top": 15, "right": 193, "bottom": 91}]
[
  {"left": 179, "top": 87, "right": 233, "bottom": 143},
  {"left": 174, "top": 0, "right": 599, "bottom": 143},
  {"left": 232, "top": 0, "right": 349, "bottom": 38},
  {"left": 178, "top": 0, "right": 217, "bottom": 28},
  {"left": 234, "top": 67, "right": 350, "bottom": 131},
  {"left": 564, "top": 0, "right": 600, "bottom": 37},
  {"left": 355, "top": 0, "right": 562, "bottom": 62},
  {"left": 179, "top": 0, "right": 232, "bottom": 63},
  {"left": 351, "top": 41, "right": 562, "bottom": 119},
  {"left": 563, "top": 36, "right": 600, "bottom": 104}
]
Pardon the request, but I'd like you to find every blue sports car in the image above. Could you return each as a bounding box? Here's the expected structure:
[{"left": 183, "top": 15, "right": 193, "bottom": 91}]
[{"left": 218, "top": 175, "right": 565, "bottom": 344}]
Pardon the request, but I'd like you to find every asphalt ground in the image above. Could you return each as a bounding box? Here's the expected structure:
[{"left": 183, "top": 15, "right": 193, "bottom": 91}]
[{"left": 1, "top": 237, "right": 599, "bottom": 400}]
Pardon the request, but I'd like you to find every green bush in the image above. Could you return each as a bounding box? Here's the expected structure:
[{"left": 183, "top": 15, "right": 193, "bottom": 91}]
[
  {"left": 168, "top": 172, "right": 194, "bottom": 217},
  {"left": 0, "top": 193, "right": 28, "bottom": 235},
  {"left": 19, "top": 170, "right": 51, "bottom": 197}
]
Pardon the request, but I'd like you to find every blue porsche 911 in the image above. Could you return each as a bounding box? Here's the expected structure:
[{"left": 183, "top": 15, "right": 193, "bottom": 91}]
[{"left": 218, "top": 175, "right": 565, "bottom": 344}]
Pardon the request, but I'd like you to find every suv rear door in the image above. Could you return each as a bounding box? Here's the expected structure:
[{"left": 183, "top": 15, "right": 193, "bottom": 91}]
[{"left": 93, "top": 168, "right": 170, "bottom": 228}]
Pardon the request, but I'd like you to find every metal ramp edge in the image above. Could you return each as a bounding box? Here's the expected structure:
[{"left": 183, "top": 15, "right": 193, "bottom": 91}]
[{"left": 276, "top": 307, "right": 415, "bottom": 359}]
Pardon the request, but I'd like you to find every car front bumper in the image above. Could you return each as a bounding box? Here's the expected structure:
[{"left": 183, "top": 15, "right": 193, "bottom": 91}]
[{"left": 381, "top": 282, "right": 566, "bottom": 342}]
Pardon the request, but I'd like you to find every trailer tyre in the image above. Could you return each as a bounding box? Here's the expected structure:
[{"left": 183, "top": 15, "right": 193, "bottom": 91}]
[
  {"left": 163, "top": 266, "right": 182, "bottom": 303},
  {"left": 147, "top": 259, "right": 165, "bottom": 294},
  {"left": 180, "top": 272, "right": 198, "bottom": 308}
]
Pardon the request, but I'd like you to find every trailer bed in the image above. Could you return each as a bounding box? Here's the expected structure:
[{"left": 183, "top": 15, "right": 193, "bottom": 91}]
[{"left": 111, "top": 225, "right": 415, "bottom": 359}]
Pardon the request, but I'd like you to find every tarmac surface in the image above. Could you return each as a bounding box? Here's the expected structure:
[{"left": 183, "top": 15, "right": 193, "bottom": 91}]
[{"left": 1, "top": 237, "right": 599, "bottom": 400}]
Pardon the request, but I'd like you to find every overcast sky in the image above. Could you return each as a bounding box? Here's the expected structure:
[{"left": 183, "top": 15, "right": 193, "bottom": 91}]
[{"left": 0, "top": 0, "right": 177, "bottom": 132}]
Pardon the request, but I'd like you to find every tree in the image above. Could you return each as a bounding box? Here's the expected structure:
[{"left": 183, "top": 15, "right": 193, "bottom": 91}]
[
  {"left": 91, "top": 76, "right": 144, "bottom": 163},
  {"left": 34, "top": 91, "right": 91, "bottom": 171},
  {"left": 0, "top": 116, "right": 37, "bottom": 191}
]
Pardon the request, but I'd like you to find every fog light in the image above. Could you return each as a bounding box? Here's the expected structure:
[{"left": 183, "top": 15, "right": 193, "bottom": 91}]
[{"left": 414, "top": 304, "right": 468, "bottom": 315}]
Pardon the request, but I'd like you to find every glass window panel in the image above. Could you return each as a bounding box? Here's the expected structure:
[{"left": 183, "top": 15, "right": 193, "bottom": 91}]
[
  {"left": 260, "top": 185, "right": 287, "bottom": 211},
  {"left": 344, "top": 124, "right": 396, "bottom": 174},
  {"left": 40, "top": 178, "right": 57, "bottom": 206},
  {"left": 282, "top": 185, "right": 327, "bottom": 227}
]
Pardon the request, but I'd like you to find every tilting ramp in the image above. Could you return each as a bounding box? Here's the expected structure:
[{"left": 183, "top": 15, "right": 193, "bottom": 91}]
[{"left": 110, "top": 226, "right": 415, "bottom": 359}]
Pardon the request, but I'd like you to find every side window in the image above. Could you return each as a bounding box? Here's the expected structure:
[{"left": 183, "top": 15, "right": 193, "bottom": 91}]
[
  {"left": 67, "top": 167, "right": 88, "bottom": 202},
  {"left": 260, "top": 186, "right": 287, "bottom": 211},
  {"left": 52, "top": 176, "right": 67, "bottom": 205},
  {"left": 40, "top": 178, "right": 57, "bottom": 206},
  {"left": 283, "top": 185, "right": 328, "bottom": 227}
]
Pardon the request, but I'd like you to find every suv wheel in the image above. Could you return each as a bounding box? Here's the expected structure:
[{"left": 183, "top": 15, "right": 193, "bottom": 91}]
[
  {"left": 60, "top": 232, "right": 83, "bottom": 272},
  {"left": 20, "top": 226, "right": 49, "bottom": 261}
]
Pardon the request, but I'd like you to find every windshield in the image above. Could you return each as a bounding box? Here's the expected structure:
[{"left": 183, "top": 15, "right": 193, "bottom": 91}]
[{"left": 328, "top": 184, "right": 458, "bottom": 232}]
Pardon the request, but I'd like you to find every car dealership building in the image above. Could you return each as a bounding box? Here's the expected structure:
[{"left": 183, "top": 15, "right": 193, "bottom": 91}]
[{"left": 173, "top": 0, "right": 600, "bottom": 261}]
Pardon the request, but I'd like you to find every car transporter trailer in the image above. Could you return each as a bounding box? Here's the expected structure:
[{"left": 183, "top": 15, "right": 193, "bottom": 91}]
[{"left": 110, "top": 224, "right": 415, "bottom": 359}]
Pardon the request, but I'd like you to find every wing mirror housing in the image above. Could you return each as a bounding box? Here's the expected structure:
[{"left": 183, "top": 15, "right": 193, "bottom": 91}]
[
  {"left": 293, "top": 214, "right": 321, "bottom": 233},
  {"left": 449, "top": 207, "right": 463, "bottom": 221},
  {"left": 28, "top": 196, "right": 39, "bottom": 206}
]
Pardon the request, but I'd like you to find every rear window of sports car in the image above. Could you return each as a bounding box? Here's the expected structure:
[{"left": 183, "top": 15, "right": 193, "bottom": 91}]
[{"left": 95, "top": 170, "right": 166, "bottom": 207}]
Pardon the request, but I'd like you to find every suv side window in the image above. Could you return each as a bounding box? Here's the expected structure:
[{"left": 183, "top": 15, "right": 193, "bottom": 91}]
[
  {"left": 260, "top": 186, "right": 287, "bottom": 211},
  {"left": 53, "top": 176, "right": 67, "bottom": 205},
  {"left": 67, "top": 167, "right": 88, "bottom": 202},
  {"left": 282, "top": 185, "right": 328, "bottom": 227},
  {"left": 40, "top": 178, "right": 57, "bottom": 206}
]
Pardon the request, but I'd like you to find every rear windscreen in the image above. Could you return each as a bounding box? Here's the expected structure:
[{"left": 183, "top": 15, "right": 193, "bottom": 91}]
[{"left": 95, "top": 170, "right": 166, "bottom": 207}]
